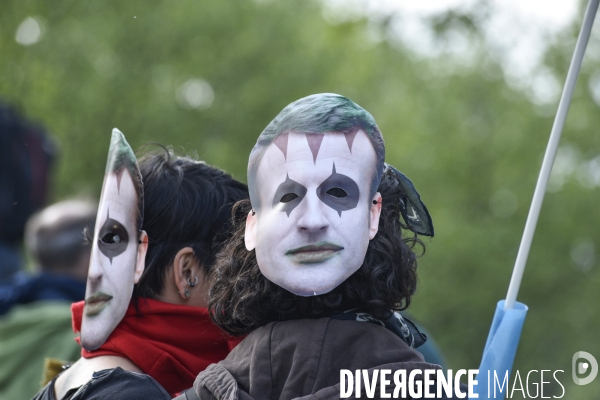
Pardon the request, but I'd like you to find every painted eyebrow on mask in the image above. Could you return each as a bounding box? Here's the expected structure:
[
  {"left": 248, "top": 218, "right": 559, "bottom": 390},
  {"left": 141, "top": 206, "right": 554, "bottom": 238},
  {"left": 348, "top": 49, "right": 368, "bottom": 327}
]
[
  {"left": 116, "top": 168, "right": 125, "bottom": 193},
  {"left": 272, "top": 130, "right": 360, "bottom": 162},
  {"left": 316, "top": 163, "right": 360, "bottom": 217},
  {"left": 272, "top": 174, "right": 308, "bottom": 217}
]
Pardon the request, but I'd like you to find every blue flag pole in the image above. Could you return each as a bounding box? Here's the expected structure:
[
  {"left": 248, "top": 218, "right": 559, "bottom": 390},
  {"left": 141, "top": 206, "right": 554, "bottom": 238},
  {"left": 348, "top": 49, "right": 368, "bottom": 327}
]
[{"left": 474, "top": 1, "right": 599, "bottom": 398}]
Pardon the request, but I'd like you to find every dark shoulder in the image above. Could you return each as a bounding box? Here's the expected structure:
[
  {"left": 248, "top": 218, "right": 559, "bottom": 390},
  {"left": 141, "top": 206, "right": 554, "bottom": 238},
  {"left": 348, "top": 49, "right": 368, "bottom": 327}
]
[
  {"left": 270, "top": 318, "right": 425, "bottom": 360},
  {"left": 69, "top": 367, "right": 170, "bottom": 400},
  {"left": 31, "top": 378, "right": 57, "bottom": 400},
  {"left": 55, "top": 355, "right": 143, "bottom": 398},
  {"left": 237, "top": 317, "right": 425, "bottom": 357}
]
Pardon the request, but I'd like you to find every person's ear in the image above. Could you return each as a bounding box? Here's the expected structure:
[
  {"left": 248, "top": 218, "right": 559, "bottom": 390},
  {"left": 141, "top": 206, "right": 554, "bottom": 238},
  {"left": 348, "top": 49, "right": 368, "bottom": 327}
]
[
  {"left": 245, "top": 210, "right": 258, "bottom": 251},
  {"left": 172, "top": 247, "right": 201, "bottom": 300},
  {"left": 368, "top": 193, "right": 382, "bottom": 240},
  {"left": 134, "top": 231, "right": 148, "bottom": 284}
]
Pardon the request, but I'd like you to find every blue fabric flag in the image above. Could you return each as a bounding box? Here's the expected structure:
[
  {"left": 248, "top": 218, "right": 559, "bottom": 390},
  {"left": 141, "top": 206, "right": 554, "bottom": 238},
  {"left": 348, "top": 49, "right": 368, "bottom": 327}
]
[{"left": 473, "top": 300, "right": 528, "bottom": 399}]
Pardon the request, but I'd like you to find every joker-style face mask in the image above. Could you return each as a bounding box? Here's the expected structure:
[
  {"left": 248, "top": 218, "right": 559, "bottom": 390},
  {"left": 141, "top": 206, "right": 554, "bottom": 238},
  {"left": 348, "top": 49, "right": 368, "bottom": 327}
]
[
  {"left": 80, "top": 129, "right": 147, "bottom": 351},
  {"left": 245, "top": 130, "right": 381, "bottom": 296}
]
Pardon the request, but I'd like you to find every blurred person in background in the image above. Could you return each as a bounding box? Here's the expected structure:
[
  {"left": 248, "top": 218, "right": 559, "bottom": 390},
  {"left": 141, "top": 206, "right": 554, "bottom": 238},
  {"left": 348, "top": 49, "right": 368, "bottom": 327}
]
[
  {"left": 0, "top": 199, "right": 96, "bottom": 399},
  {"left": 0, "top": 102, "right": 55, "bottom": 283},
  {"left": 34, "top": 146, "right": 248, "bottom": 399}
]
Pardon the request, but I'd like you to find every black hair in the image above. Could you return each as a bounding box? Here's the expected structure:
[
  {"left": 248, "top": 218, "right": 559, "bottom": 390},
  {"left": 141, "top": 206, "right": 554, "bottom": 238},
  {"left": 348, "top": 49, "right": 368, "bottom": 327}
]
[
  {"left": 247, "top": 93, "right": 385, "bottom": 211},
  {"left": 208, "top": 165, "right": 424, "bottom": 335},
  {"left": 132, "top": 145, "right": 249, "bottom": 301}
]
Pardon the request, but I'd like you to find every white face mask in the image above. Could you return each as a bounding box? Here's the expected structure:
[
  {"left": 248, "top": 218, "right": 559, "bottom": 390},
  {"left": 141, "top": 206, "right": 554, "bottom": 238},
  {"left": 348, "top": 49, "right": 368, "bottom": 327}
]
[
  {"left": 245, "top": 130, "right": 381, "bottom": 296},
  {"left": 80, "top": 129, "right": 147, "bottom": 351}
]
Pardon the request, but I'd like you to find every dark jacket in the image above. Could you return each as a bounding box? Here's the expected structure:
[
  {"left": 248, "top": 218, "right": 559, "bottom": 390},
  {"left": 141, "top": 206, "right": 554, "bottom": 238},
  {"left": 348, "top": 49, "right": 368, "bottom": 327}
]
[
  {"left": 191, "top": 318, "right": 465, "bottom": 400},
  {"left": 0, "top": 271, "right": 85, "bottom": 316},
  {"left": 32, "top": 367, "right": 171, "bottom": 400}
]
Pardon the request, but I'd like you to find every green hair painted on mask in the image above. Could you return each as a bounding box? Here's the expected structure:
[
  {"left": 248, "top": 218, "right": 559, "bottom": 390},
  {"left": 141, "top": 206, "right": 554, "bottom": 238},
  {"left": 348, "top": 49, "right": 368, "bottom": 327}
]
[
  {"left": 105, "top": 129, "right": 144, "bottom": 230},
  {"left": 247, "top": 93, "right": 385, "bottom": 211}
]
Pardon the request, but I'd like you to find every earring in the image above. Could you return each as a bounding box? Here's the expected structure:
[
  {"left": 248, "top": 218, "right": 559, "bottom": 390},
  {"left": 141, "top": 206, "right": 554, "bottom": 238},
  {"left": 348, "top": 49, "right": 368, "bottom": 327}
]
[
  {"left": 251, "top": 210, "right": 256, "bottom": 216},
  {"left": 187, "top": 276, "right": 198, "bottom": 287},
  {"left": 184, "top": 289, "right": 190, "bottom": 298}
]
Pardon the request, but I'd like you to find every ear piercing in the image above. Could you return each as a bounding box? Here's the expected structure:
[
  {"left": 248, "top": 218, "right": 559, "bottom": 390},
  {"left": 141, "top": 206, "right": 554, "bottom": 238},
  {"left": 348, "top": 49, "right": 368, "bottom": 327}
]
[
  {"left": 373, "top": 200, "right": 377, "bottom": 204},
  {"left": 187, "top": 276, "right": 198, "bottom": 287},
  {"left": 183, "top": 276, "right": 198, "bottom": 299},
  {"left": 251, "top": 210, "right": 256, "bottom": 216}
]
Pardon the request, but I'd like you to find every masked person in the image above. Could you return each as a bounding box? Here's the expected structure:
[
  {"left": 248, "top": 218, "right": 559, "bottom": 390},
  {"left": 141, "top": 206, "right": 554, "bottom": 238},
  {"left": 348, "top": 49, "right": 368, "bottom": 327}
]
[
  {"left": 184, "top": 94, "right": 466, "bottom": 399},
  {"left": 33, "top": 131, "right": 248, "bottom": 399}
]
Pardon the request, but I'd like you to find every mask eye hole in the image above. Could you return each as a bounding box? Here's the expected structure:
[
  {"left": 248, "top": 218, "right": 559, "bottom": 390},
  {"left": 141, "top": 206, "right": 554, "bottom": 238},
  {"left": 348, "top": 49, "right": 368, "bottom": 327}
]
[
  {"left": 101, "top": 232, "right": 121, "bottom": 244},
  {"left": 280, "top": 193, "right": 299, "bottom": 203},
  {"left": 325, "top": 187, "right": 347, "bottom": 198}
]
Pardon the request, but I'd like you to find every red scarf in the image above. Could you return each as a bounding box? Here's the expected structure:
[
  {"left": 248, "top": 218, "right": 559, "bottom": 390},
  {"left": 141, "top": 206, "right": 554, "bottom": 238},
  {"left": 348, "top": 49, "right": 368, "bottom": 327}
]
[{"left": 71, "top": 299, "right": 242, "bottom": 396}]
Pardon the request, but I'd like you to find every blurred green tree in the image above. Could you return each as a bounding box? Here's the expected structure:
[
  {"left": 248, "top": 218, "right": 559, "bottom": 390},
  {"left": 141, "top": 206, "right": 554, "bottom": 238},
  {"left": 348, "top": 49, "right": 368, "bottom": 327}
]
[{"left": 1, "top": 0, "right": 598, "bottom": 398}]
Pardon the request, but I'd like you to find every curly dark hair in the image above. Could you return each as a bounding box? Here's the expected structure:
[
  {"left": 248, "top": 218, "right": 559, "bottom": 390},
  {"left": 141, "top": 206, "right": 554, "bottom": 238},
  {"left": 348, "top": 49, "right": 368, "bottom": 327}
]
[{"left": 208, "top": 166, "right": 425, "bottom": 335}]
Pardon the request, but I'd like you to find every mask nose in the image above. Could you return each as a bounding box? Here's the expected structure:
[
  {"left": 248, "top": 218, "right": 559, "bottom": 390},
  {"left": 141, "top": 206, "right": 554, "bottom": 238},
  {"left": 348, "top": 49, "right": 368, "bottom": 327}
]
[
  {"left": 86, "top": 244, "right": 103, "bottom": 284},
  {"left": 296, "top": 192, "right": 329, "bottom": 234}
]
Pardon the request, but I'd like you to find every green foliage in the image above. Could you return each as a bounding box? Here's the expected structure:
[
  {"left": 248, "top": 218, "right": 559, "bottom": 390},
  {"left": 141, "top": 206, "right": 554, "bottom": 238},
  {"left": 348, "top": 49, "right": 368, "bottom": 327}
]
[{"left": 1, "top": 1, "right": 599, "bottom": 398}]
